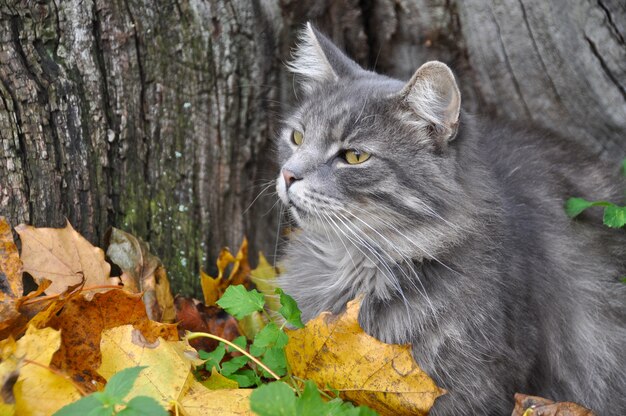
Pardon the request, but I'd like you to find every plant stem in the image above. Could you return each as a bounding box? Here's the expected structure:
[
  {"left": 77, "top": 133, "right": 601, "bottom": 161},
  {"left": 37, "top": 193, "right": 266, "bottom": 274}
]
[{"left": 186, "top": 331, "right": 281, "bottom": 381}]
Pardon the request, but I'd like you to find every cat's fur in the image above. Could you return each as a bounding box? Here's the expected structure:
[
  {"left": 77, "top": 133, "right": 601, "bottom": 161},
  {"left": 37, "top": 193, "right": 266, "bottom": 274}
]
[{"left": 276, "top": 23, "right": 626, "bottom": 415}]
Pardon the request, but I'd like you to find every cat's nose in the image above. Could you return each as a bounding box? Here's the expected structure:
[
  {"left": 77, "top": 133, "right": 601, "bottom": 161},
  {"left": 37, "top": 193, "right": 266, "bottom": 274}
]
[{"left": 282, "top": 169, "right": 301, "bottom": 189}]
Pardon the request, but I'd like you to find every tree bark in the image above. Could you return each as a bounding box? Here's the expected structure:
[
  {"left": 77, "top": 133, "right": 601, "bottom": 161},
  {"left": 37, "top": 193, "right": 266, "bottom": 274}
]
[{"left": 1, "top": 0, "right": 624, "bottom": 295}]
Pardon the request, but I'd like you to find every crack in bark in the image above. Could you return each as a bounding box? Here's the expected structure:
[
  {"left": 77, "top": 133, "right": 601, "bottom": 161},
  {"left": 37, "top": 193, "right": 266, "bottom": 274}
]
[
  {"left": 596, "top": 0, "right": 625, "bottom": 44},
  {"left": 0, "top": 74, "right": 32, "bottom": 220},
  {"left": 585, "top": 35, "right": 626, "bottom": 102},
  {"left": 122, "top": 0, "right": 152, "bottom": 239}
]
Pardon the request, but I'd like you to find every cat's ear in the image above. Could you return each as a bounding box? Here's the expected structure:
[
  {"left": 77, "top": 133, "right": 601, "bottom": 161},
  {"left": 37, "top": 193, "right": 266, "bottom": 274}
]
[
  {"left": 400, "top": 61, "right": 461, "bottom": 142},
  {"left": 287, "top": 22, "right": 362, "bottom": 94}
]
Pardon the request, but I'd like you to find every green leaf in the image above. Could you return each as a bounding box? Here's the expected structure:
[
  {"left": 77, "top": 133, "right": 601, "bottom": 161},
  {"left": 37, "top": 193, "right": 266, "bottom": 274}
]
[
  {"left": 53, "top": 395, "right": 107, "bottom": 416},
  {"left": 104, "top": 366, "right": 146, "bottom": 400},
  {"left": 565, "top": 197, "right": 594, "bottom": 218},
  {"left": 228, "top": 335, "right": 248, "bottom": 352},
  {"left": 250, "top": 381, "right": 297, "bottom": 416},
  {"left": 295, "top": 381, "right": 326, "bottom": 416},
  {"left": 261, "top": 347, "right": 288, "bottom": 377},
  {"left": 216, "top": 285, "right": 265, "bottom": 319},
  {"left": 250, "top": 342, "right": 265, "bottom": 357},
  {"left": 118, "top": 396, "right": 168, "bottom": 416},
  {"left": 603, "top": 204, "right": 626, "bottom": 228},
  {"left": 225, "top": 368, "right": 262, "bottom": 388},
  {"left": 221, "top": 355, "right": 250, "bottom": 376},
  {"left": 201, "top": 343, "right": 226, "bottom": 372},
  {"left": 276, "top": 288, "right": 305, "bottom": 328},
  {"left": 253, "top": 322, "right": 289, "bottom": 352},
  {"left": 87, "top": 407, "right": 116, "bottom": 416}
]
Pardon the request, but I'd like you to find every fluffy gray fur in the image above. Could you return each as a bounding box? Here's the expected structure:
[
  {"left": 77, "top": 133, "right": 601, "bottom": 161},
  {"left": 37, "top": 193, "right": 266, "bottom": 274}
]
[{"left": 276, "top": 23, "right": 626, "bottom": 415}]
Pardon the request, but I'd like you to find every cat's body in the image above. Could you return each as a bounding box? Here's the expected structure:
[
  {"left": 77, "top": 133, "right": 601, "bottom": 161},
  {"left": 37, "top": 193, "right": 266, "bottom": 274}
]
[{"left": 276, "top": 24, "right": 626, "bottom": 415}]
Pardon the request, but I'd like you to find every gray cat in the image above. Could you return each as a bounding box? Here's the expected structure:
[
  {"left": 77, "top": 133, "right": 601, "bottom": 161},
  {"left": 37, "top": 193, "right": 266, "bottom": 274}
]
[{"left": 276, "top": 23, "right": 626, "bottom": 415}]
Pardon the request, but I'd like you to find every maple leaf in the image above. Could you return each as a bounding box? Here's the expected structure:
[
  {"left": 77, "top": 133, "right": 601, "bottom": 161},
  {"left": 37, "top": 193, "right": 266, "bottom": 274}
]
[
  {"left": 15, "top": 221, "right": 112, "bottom": 296},
  {"left": 48, "top": 289, "right": 178, "bottom": 393},
  {"left": 106, "top": 227, "right": 176, "bottom": 322},
  {"left": 285, "top": 298, "right": 444, "bottom": 416},
  {"left": 179, "top": 382, "right": 253, "bottom": 416},
  {"left": 0, "top": 326, "right": 81, "bottom": 415}
]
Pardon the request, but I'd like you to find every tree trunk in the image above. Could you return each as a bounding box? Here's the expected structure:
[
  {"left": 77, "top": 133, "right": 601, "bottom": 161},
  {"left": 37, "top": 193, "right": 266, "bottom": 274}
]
[{"left": 1, "top": 0, "right": 624, "bottom": 295}]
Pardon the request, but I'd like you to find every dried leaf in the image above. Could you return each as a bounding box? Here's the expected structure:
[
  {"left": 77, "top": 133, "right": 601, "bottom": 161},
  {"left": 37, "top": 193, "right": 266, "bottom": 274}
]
[
  {"left": 179, "top": 380, "right": 254, "bottom": 416},
  {"left": 15, "top": 221, "right": 112, "bottom": 296},
  {"left": 175, "top": 296, "right": 240, "bottom": 352},
  {"left": 200, "top": 238, "right": 252, "bottom": 306},
  {"left": 202, "top": 367, "right": 239, "bottom": 390},
  {"left": 105, "top": 228, "right": 175, "bottom": 322},
  {"left": 512, "top": 393, "right": 595, "bottom": 416},
  {"left": 0, "top": 326, "right": 81, "bottom": 415},
  {"left": 285, "top": 298, "right": 444, "bottom": 416},
  {"left": 0, "top": 218, "right": 23, "bottom": 338},
  {"left": 249, "top": 252, "right": 281, "bottom": 313},
  {"left": 98, "top": 325, "right": 197, "bottom": 407},
  {"left": 48, "top": 289, "right": 178, "bottom": 392}
]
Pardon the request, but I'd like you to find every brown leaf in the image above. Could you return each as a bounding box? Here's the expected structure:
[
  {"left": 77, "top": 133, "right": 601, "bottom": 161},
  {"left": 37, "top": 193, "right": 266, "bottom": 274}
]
[
  {"left": 512, "top": 393, "right": 596, "bottom": 416},
  {"left": 174, "top": 296, "right": 240, "bottom": 352},
  {"left": 0, "top": 218, "right": 23, "bottom": 333},
  {"left": 285, "top": 298, "right": 444, "bottom": 416},
  {"left": 48, "top": 289, "right": 178, "bottom": 392},
  {"left": 105, "top": 228, "right": 176, "bottom": 322},
  {"left": 15, "top": 221, "right": 112, "bottom": 296}
]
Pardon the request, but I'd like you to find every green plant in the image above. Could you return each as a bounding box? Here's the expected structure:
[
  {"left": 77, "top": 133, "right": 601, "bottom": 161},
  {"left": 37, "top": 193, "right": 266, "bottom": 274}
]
[
  {"left": 565, "top": 159, "right": 626, "bottom": 228},
  {"left": 54, "top": 366, "right": 167, "bottom": 416},
  {"left": 187, "top": 285, "right": 379, "bottom": 415}
]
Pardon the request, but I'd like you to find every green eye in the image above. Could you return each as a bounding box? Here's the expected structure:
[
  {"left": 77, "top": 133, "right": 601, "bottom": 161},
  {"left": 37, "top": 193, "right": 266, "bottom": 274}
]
[
  {"left": 292, "top": 130, "right": 304, "bottom": 145},
  {"left": 344, "top": 149, "right": 371, "bottom": 165}
]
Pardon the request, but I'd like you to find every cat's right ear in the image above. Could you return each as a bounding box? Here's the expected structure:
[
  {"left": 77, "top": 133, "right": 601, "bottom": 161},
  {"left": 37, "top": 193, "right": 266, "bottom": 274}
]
[
  {"left": 287, "top": 22, "right": 362, "bottom": 94},
  {"left": 400, "top": 61, "right": 461, "bottom": 143}
]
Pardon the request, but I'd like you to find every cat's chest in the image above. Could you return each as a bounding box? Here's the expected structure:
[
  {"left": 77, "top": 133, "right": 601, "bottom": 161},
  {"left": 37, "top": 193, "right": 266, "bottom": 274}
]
[{"left": 279, "top": 236, "right": 385, "bottom": 320}]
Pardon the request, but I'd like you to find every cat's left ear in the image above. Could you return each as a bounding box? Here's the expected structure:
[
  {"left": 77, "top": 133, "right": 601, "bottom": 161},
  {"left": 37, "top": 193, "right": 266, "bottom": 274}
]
[
  {"left": 287, "top": 22, "right": 362, "bottom": 94},
  {"left": 400, "top": 61, "right": 461, "bottom": 142}
]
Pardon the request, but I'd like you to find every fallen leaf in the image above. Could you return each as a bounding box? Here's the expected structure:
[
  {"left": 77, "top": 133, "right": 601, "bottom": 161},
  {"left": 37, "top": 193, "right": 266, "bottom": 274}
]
[
  {"left": 179, "top": 380, "right": 253, "bottom": 416},
  {"left": 202, "top": 367, "right": 239, "bottom": 390},
  {"left": 105, "top": 227, "right": 175, "bottom": 322},
  {"left": 48, "top": 289, "right": 178, "bottom": 392},
  {"left": 0, "top": 326, "right": 81, "bottom": 415},
  {"left": 249, "top": 252, "right": 281, "bottom": 314},
  {"left": 15, "top": 221, "right": 112, "bottom": 296},
  {"left": 175, "top": 296, "right": 240, "bottom": 352},
  {"left": 0, "top": 218, "right": 23, "bottom": 337},
  {"left": 512, "top": 393, "right": 595, "bottom": 416},
  {"left": 200, "top": 238, "right": 252, "bottom": 306},
  {"left": 98, "top": 325, "right": 197, "bottom": 408},
  {"left": 285, "top": 298, "right": 444, "bottom": 416}
]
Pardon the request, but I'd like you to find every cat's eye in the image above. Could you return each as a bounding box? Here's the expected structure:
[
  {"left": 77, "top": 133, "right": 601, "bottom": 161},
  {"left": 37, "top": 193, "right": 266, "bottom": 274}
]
[
  {"left": 292, "top": 130, "right": 304, "bottom": 146},
  {"left": 344, "top": 149, "right": 371, "bottom": 165}
]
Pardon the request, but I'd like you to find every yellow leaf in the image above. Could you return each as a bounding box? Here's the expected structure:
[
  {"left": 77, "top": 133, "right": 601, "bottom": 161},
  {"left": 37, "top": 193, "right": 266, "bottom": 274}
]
[
  {"left": 3, "top": 326, "right": 81, "bottom": 415},
  {"left": 201, "top": 367, "right": 239, "bottom": 390},
  {"left": 99, "top": 325, "right": 197, "bottom": 407},
  {"left": 15, "top": 221, "right": 112, "bottom": 296},
  {"left": 249, "top": 252, "right": 281, "bottom": 313},
  {"left": 285, "top": 298, "right": 444, "bottom": 416},
  {"left": 179, "top": 380, "right": 254, "bottom": 416},
  {"left": 200, "top": 269, "right": 221, "bottom": 306}
]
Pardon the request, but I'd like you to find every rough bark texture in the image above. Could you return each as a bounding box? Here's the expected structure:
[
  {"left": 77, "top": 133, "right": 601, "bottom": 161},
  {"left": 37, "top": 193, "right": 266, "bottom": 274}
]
[{"left": 1, "top": 0, "right": 624, "bottom": 295}]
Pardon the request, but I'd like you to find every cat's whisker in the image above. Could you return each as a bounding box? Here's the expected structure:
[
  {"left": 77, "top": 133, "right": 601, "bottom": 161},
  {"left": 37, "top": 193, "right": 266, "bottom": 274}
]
[{"left": 244, "top": 181, "right": 276, "bottom": 215}]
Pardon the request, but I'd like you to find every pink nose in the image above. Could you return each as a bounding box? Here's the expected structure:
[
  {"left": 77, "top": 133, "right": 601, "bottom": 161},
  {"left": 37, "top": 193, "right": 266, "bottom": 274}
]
[{"left": 282, "top": 169, "right": 299, "bottom": 189}]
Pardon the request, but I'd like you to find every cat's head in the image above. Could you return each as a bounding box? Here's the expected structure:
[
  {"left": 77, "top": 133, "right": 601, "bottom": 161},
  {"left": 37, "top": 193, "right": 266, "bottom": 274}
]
[{"left": 276, "top": 23, "right": 472, "bottom": 260}]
